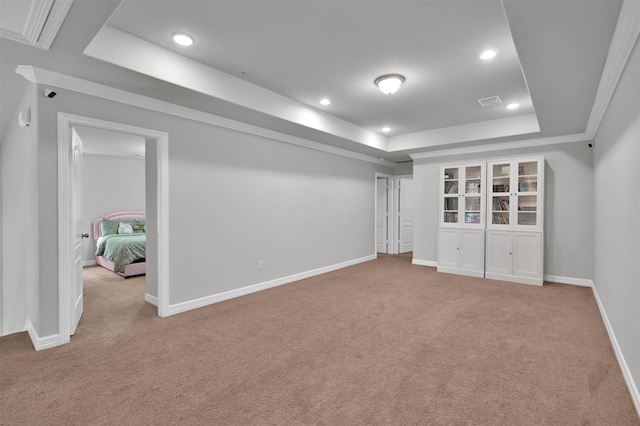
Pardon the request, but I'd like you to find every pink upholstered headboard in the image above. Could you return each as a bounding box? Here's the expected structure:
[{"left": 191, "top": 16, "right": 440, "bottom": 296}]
[{"left": 93, "top": 211, "right": 146, "bottom": 241}]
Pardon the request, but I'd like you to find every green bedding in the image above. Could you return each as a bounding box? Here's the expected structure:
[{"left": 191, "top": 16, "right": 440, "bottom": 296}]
[{"left": 95, "top": 234, "right": 146, "bottom": 273}]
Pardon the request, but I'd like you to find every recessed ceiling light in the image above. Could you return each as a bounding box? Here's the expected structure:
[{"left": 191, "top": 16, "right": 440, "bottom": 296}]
[
  {"left": 479, "top": 49, "right": 498, "bottom": 60},
  {"left": 506, "top": 103, "right": 520, "bottom": 110},
  {"left": 172, "top": 32, "right": 194, "bottom": 46},
  {"left": 374, "top": 74, "right": 405, "bottom": 95},
  {"left": 382, "top": 127, "right": 392, "bottom": 133},
  {"left": 319, "top": 98, "right": 331, "bottom": 106}
]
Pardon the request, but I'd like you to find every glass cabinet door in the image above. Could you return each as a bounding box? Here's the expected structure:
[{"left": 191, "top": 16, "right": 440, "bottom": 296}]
[
  {"left": 464, "top": 165, "right": 482, "bottom": 224},
  {"left": 443, "top": 166, "right": 459, "bottom": 224},
  {"left": 490, "top": 162, "right": 511, "bottom": 226},
  {"left": 516, "top": 160, "right": 538, "bottom": 227}
]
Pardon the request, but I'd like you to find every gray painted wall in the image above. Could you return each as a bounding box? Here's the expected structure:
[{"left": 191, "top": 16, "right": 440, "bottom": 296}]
[
  {"left": 1, "top": 83, "right": 39, "bottom": 335},
  {"left": 593, "top": 36, "right": 640, "bottom": 396},
  {"left": 81, "top": 154, "right": 145, "bottom": 262},
  {"left": 412, "top": 142, "right": 594, "bottom": 280},
  {"left": 16, "top": 86, "right": 393, "bottom": 337}
]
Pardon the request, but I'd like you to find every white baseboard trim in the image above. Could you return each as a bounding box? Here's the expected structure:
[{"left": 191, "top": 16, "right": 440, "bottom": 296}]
[
  {"left": 25, "top": 319, "right": 65, "bottom": 351},
  {"left": 83, "top": 260, "right": 97, "bottom": 267},
  {"left": 168, "top": 255, "right": 376, "bottom": 316},
  {"left": 145, "top": 293, "right": 159, "bottom": 307},
  {"left": 544, "top": 274, "right": 593, "bottom": 287},
  {"left": 591, "top": 284, "right": 640, "bottom": 417},
  {"left": 412, "top": 259, "right": 437, "bottom": 267}
]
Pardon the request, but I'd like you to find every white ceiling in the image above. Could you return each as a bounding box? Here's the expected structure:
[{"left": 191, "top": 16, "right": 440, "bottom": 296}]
[
  {"left": 105, "top": 0, "right": 534, "bottom": 136},
  {"left": 0, "top": 0, "right": 625, "bottom": 162}
]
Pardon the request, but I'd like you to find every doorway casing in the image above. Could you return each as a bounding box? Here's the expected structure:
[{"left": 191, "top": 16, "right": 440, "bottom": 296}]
[{"left": 57, "top": 113, "right": 169, "bottom": 346}]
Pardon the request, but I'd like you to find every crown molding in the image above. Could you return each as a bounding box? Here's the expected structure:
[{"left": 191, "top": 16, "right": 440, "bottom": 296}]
[
  {"left": 0, "top": 0, "right": 72, "bottom": 50},
  {"left": 15, "top": 65, "right": 398, "bottom": 168},
  {"left": 586, "top": 0, "right": 640, "bottom": 138},
  {"left": 409, "top": 133, "right": 591, "bottom": 160},
  {"left": 37, "top": 0, "right": 74, "bottom": 50}
]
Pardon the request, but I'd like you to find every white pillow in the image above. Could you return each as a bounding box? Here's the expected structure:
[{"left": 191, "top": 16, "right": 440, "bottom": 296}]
[{"left": 118, "top": 222, "right": 134, "bottom": 234}]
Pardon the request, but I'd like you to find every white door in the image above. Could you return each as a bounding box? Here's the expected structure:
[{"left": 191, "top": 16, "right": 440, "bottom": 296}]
[
  {"left": 398, "top": 178, "right": 413, "bottom": 253},
  {"left": 70, "top": 128, "right": 84, "bottom": 334},
  {"left": 376, "top": 178, "right": 389, "bottom": 253}
]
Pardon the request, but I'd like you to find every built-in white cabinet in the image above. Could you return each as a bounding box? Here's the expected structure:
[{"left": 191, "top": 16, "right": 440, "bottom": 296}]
[
  {"left": 485, "top": 230, "right": 543, "bottom": 285},
  {"left": 438, "top": 228, "right": 485, "bottom": 278},
  {"left": 437, "top": 156, "right": 544, "bottom": 285},
  {"left": 438, "top": 163, "right": 485, "bottom": 277}
]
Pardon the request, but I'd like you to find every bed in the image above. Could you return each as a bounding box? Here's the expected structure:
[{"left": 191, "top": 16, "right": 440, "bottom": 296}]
[{"left": 93, "top": 211, "right": 147, "bottom": 278}]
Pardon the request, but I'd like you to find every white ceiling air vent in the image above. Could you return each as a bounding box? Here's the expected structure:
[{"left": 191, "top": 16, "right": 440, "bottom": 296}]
[{"left": 477, "top": 96, "right": 502, "bottom": 107}]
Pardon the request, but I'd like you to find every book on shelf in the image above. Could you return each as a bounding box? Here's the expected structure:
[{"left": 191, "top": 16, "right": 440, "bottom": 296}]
[
  {"left": 446, "top": 182, "right": 458, "bottom": 194},
  {"left": 492, "top": 214, "right": 509, "bottom": 225},
  {"left": 492, "top": 184, "right": 509, "bottom": 192},
  {"left": 466, "top": 182, "right": 480, "bottom": 193}
]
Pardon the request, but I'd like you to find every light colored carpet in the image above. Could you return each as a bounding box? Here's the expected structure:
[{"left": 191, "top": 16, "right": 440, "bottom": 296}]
[{"left": 1, "top": 256, "right": 638, "bottom": 425}]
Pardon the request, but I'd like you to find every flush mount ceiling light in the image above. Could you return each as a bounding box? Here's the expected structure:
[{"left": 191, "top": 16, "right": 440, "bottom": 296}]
[
  {"left": 506, "top": 103, "right": 520, "bottom": 110},
  {"left": 374, "top": 74, "right": 405, "bottom": 95},
  {"left": 381, "top": 126, "right": 392, "bottom": 133},
  {"left": 172, "top": 32, "right": 194, "bottom": 46},
  {"left": 319, "top": 98, "right": 331, "bottom": 106},
  {"left": 479, "top": 49, "right": 498, "bottom": 60}
]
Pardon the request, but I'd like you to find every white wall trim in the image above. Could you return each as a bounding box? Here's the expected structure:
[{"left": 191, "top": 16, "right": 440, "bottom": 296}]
[
  {"left": 144, "top": 293, "right": 159, "bottom": 307},
  {"left": 585, "top": 0, "right": 640, "bottom": 138},
  {"left": 15, "top": 66, "right": 397, "bottom": 168},
  {"left": 0, "top": 0, "right": 72, "bottom": 50},
  {"left": 591, "top": 284, "right": 640, "bottom": 417},
  {"left": 82, "top": 260, "right": 96, "bottom": 267},
  {"left": 26, "top": 319, "right": 64, "bottom": 351},
  {"left": 543, "top": 275, "right": 593, "bottom": 287},
  {"left": 168, "top": 255, "right": 376, "bottom": 316},
  {"left": 412, "top": 259, "right": 438, "bottom": 267}
]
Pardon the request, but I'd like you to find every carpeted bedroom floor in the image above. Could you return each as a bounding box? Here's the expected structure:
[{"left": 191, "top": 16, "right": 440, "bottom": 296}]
[{"left": 1, "top": 255, "right": 638, "bottom": 425}]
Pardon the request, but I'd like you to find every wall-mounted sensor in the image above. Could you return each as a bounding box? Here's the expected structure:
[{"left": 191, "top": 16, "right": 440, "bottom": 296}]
[
  {"left": 44, "top": 89, "right": 57, "bottom": 98},
  {"left": 18, "top": 108, "right": 31, "bottom": 127},
  {"left": 588, "top": 143, "right": 593, "bottom": 148}
]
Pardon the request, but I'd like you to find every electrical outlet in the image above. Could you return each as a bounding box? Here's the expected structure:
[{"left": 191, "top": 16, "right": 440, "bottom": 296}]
[{"left": 258, "top": 260, "right": 264, "bottom": 270}]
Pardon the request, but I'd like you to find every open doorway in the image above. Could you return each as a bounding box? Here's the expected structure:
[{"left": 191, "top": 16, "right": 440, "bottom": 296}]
[
  {"left": 72, "top": 126, "right": 148, "bottom": 338},
  {"left": 57, "top": 113, "right": 169, "bottom": 347},
  {"left": 375, "top": 173, "right": 414, "bottom": 256},
  {"left": 376, "top": 174, "right": 393, "bottom": 254}
]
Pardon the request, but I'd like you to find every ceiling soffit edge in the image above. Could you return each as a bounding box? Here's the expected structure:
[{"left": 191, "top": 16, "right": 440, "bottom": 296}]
[
  {"left": 83, "top": 25, "right": 388, "bottom": 153},
  {"left": 15, "top": 66, "right": 399, "bottom": 169}
]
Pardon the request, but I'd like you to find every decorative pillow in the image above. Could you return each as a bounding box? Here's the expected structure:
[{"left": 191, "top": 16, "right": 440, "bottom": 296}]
[
  {"left": 118, "top": 222, "right": 134, "bottom": 234},
  {"left": 132, "top": 218, "right": 146, "bottom": 233},
  {"left": 101, "top": 218, "right": 119, "bottom": 236}
]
